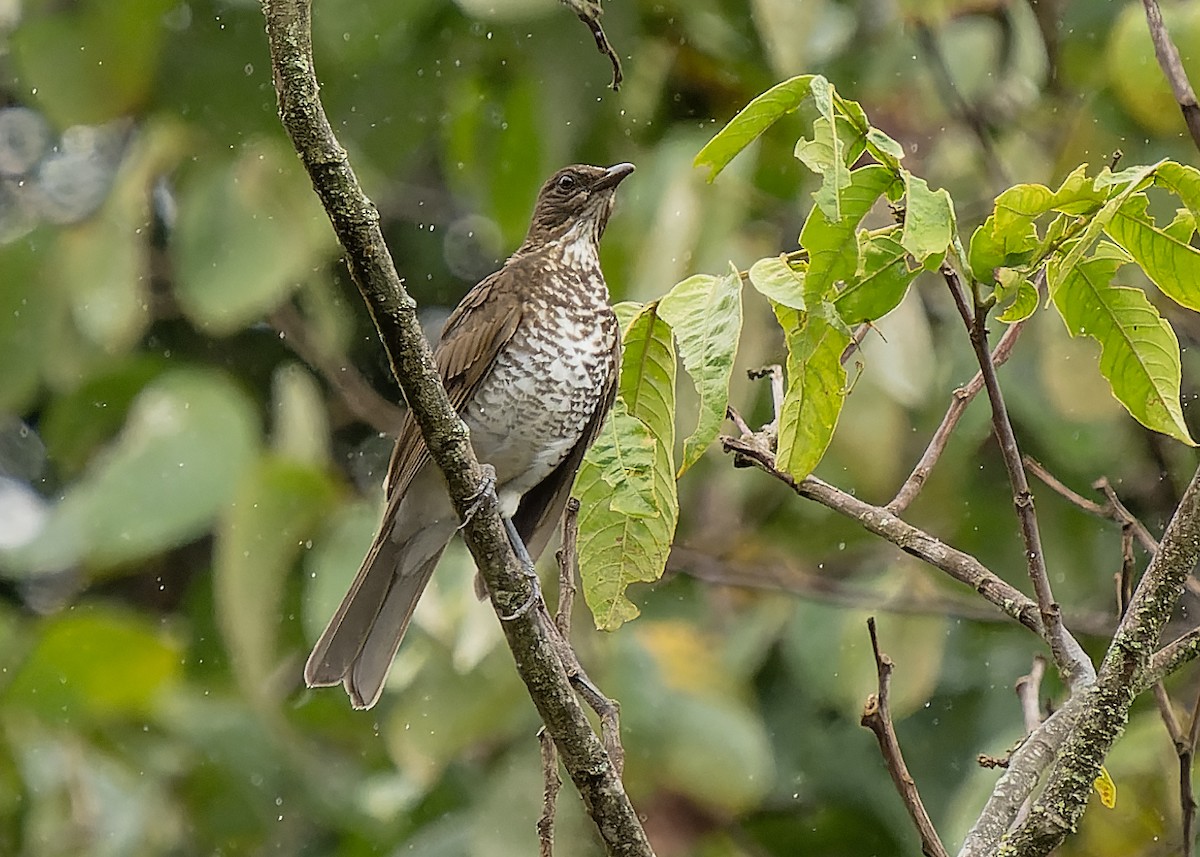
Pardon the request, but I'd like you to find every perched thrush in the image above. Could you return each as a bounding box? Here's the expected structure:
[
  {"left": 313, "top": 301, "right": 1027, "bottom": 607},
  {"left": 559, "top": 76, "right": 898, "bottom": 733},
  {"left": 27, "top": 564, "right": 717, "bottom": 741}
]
[{"left": 305, "top": 162, "right": 634, "bottom": 709}]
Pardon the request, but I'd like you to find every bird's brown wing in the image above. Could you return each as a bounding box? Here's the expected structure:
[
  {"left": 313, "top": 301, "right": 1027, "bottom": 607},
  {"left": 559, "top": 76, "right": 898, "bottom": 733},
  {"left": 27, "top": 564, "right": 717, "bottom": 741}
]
[
  {"left": 382, "top": 269, "right": 525, "bottom": 508},
  {"left": 511, "top": 325, "right": 620, "bottom": 562}
]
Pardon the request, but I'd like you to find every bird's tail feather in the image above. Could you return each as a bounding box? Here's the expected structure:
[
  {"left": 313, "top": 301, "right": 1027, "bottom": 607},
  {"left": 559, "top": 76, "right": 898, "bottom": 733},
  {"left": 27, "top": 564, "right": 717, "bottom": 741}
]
[{"left": 304, "top": 524, "right": 452, "bottom": 709}]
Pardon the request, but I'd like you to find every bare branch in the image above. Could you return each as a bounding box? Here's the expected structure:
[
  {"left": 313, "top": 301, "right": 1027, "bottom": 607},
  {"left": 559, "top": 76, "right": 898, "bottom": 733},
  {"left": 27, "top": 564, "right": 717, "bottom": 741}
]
[
  {"left": 888, "top": 318, "right": 1026, "bottom": 514},
  {"left": 1183, "top": 686, "right": 1200, "bottom": 856},
  {"left": 1015, "top": 656, "right": 1047, "bottom": 735},
  {"left": 261, "top": 4, "right": 650, "bottom": 853},
  {"left": 558, "top": 0, "right": 623, "bottom": 90},
  {"left": 945, "top": 266, "right": 1090, "bottom": 688},
  {"left": 861, "top": 618, "right": 949, "bottom": 857},
  {"left": 1144, "top": 627, "right": 1200, "bottom": 689},
  {"left": 1002, "top": 462, "right": 1200, "bottom": 855},
  {"left": 959, "top": 694, "right": 1085, "bottom": 857},
  {"left": 721, "top": 434, "right": 1050, "bottom": 641},
  {"left": 554, "top": 499, "right": 581, "bottom": 639},
  {"left": 1093, "top": 476, "right": 1161, "bottom": 554},
  {"left": 538, "top": 728, "right": 562, "bottom": 857},
  {"left": 1141, "top": 0, "right": 1200, "bottom": 153}
]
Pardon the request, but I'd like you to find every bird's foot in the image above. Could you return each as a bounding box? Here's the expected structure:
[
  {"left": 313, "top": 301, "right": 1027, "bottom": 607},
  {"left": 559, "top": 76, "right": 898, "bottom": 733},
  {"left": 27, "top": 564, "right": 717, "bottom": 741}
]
[
  {"left": 497, "top": 515, "right": 542, "bottom": 621},
  {"left": 459, "top": 464, "right": 498, "bottom": 530}
]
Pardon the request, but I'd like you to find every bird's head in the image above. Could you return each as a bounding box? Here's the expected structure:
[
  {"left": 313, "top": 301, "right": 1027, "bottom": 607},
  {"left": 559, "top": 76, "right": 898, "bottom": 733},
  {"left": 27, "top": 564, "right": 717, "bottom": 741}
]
[{"left": 521, "top": 163, "right": 635, "bottom": 250}]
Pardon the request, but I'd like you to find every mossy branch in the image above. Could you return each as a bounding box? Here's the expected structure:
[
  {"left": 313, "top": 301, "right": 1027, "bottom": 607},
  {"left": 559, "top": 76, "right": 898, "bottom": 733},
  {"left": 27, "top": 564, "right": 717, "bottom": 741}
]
[{"left": 260, "top": 2, "right": 652, "bottom": 854}]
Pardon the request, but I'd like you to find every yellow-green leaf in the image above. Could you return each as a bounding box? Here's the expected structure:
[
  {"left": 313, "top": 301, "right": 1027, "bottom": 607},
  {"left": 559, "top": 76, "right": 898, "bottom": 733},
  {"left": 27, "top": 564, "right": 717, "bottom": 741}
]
[
  {"left": 1049, "top": 246, "right": 1193, "bottom": 445},
  {"left": 576, "top": 304, "right": 679, "bottom": 630},
  {"left": 774, "top": 304, "right": 850, "bottom": 480},
  {"left": 694, "top": 75, "right": 816, "bottom": 182},
  {"left": 659, "top": 268, "right": 743, "bottom": 474},
  {"left": 1104, "top": 194, "right": 1200, "bottom": 311}
]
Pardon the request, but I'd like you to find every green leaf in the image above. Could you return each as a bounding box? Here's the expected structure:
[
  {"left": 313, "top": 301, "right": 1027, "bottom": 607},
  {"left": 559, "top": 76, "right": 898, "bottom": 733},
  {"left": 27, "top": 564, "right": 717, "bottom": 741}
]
[
  {"left": 659, "top": 269, "right": 743, "bottom": 475},
  {"left": 1049, "top": 247, "right": 1193, "bottom": 445},
  {"left": 579, "top": 398, "right": 657, "bottom": 518},
  {"left": 794, "top": 76, "right": 851, "bottom": 220},
  {"left": 1104, "top": 194, "right": 1200, "bottom": 311},
  {"left": 1154, "top": 161, "right": 1200, "bottom": 218},
  {"left": 1051, "top": 161, "right": 1159, "bottom": 284},
  {"left": 748, "top": 256, "right": 807, "bottom": 310},
  {"left": 1, "top": 368, "right": 261, "bottom": 574},
  {"left": 1164, "top": 208, "right": 1197, "bottom": 243},
  {"left": 694, "top": 75, "right": 816, "bottom": 181},
  {"left": 576, "top": 304, "right": 678, "bottom": 631},
  {"left": 174, "top": 142, "right": 337, "bottom": 333},
  {"left": 995, "top": 271, "right": 1039, "bottom": 324},
  {"left": 901, "top": 172, "right": 955, "bottom": 264},
  {"left": 968, "top": 214, "right": 1038, "bottom": 284},
  {"left": 4, "top": 607, "right": 181, "bottom": 721},
  {"left": 774, "top": 304, "right": 850, "bottom": 480},
  {"left": 801, "top": 164, "right": 896, "bottom": 299},
  {"left": 215, "top": 457, "right": 339, "bottom": 700},
  {"left": 835, "top": 232, "right": 917, "bottom": 324}
]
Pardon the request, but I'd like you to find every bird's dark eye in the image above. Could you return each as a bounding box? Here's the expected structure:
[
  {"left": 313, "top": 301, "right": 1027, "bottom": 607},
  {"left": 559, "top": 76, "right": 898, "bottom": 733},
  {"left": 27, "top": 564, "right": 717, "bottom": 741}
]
[{"left": 556, "top": 174, "right": 577, "bottom": 192}]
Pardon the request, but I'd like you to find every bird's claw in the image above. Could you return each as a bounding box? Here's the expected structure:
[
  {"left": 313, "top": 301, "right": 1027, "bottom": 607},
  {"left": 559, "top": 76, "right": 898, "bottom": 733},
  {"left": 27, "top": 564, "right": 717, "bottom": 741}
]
[
  {"left": 498, "top": 580, "right": 540, "bottom": 622},
  {"left": 459, "top": 464, "right": 497, "bottom": 530},
  {"left": 497, "top": 515, "right": 543, "bottom": 621}
]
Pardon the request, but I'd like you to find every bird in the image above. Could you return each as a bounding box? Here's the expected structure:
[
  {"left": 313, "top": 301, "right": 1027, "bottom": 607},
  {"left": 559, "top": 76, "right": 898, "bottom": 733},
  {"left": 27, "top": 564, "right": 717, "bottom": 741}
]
[{"left": 305, "top": 162, "right": 635, "bottom": 709}]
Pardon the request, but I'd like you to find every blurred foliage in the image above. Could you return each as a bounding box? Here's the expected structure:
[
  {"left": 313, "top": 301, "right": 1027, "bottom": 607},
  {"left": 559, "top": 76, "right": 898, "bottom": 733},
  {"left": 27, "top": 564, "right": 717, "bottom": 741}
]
[{"left": 2, "top": 0, "right": 1200, "bottom": 855}]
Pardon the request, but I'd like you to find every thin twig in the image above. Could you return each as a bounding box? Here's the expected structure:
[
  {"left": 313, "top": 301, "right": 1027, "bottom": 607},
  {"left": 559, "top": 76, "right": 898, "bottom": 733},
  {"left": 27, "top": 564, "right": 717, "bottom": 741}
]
[
  {"left": 861, "top": 618, "right": 949, "bottom": 857},
  {"left": 1182, "top": 686, "right": 1200, "bottom": 856},
  {"left": 888, "top": 318, "right": 1027, "bottom": 514},
  {"left": 1015, "top": 656, "right": 1047, "bottom": 735},
  {"left": 1094, "top": 476, "right": 1161, "bottom": 554},
  {"left": 946, "top": 266, "right": 1087, "bottom": 688},
  {"left": 1012, "top": 655, "right": 1047, "bottom": 827},
  {"left": 1145, "top": 627, "right": 1200, "bottom": 690},
  {"left": 269, "top": 302, "right": 406, "bottom": 434},
  {"left": 549, "top": 499, "right": 625, "bottom": 776},
  {"left": 558, "top": 0, "right": 623, "bottom": 90},
  {"left": 1024, "top": 458, "right": 1161, "bottom": 555},
  {"left": 554, "top": 499, "right": 581, "bottom": 639},
  {"left": 841, "top": 322, "right": 873, "bottom": 364},
  {"left": 1141, "top": 0, "right": 1200, "bottom": 153},
  {"left": 537, "top": 727, "right": 561, "bottom": 857}
]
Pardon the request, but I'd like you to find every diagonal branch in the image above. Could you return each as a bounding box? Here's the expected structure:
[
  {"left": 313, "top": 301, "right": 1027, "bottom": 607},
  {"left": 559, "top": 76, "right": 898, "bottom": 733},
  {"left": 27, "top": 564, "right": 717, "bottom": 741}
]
[
  {"left": 1141, "top": 0, "right": 1200, "bottom": 154},
  {"left": 721, "top": 434, "right": 1048, "bottom": 640},
  {"left": 888, "top": 317, "right": 1027, "bottom": 514},
  {"left": 944, "top": 266, "right": 1092, "bottom": 688},
  {"left": 260, "top": 4, "right": 651, "bottom": 854},
  {"left": 1001, "top": 462, "right": 1200, "bottom": 855},
  {"left": 862, "top": 617, "right": 949, "bottom": 857}
]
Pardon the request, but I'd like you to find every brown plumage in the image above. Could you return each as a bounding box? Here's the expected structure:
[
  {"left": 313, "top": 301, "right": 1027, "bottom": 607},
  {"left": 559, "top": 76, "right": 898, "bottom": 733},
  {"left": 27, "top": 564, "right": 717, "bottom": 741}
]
[{"left": 305, "top": 163, "right": 634, "bottom": 709}]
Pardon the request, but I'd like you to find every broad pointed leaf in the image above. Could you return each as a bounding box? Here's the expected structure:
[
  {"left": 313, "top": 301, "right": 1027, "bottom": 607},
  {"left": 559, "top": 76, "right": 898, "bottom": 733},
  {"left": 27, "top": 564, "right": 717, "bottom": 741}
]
[
  {"left": 774, "top": 304, "right": 850, "bottom": 480},
  {"left": 576, "top": 304, "right": 678, "bottom": 630},
  {"left": 694, "top": 75, "right": 816, "bottom": 181},
  {"left": 659, "top": 268, "right": 743, "bottom": 474},
  {"left": 1049, "top": 247, "right": 1193, "bottom": 445}
]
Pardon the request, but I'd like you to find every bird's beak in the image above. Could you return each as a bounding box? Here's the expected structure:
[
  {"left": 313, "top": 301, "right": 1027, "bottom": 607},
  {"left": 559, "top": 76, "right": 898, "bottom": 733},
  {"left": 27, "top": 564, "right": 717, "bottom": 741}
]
[{"left": 593, "top": 162, "right": 635, "bottom": 192}]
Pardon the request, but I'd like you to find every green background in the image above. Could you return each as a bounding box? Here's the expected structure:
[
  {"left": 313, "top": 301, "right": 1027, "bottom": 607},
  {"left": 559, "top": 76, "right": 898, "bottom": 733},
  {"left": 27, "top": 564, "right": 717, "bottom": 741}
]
[{"left": 1, "top": 0, "right": 1199, "bottom": 854}]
